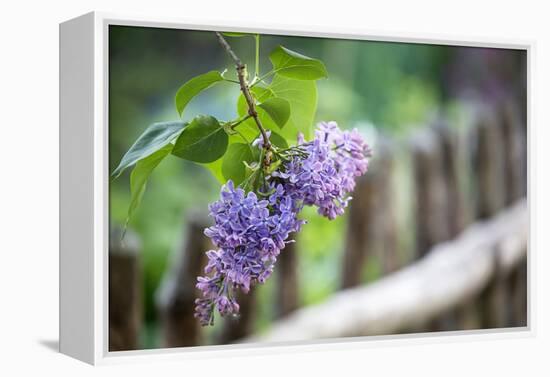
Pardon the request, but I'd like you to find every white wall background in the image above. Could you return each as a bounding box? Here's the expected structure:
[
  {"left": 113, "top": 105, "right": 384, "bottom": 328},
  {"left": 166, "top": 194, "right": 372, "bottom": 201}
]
[{"left": 1, "top": 0, "right": 548, "bottom": 375}]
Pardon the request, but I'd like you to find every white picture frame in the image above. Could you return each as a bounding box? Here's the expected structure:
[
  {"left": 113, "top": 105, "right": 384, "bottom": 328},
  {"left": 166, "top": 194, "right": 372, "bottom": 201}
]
[{"left": 59, "top": 11, "right": 533, "bottom": 365}]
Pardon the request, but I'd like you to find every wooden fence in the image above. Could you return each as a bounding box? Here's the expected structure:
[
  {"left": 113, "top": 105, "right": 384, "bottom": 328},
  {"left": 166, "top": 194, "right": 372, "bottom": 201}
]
[
  {"left": 108, "top": 97, "right": 528, "bottom": 350},
  {"left": 250, "top": 199, "right": 527, "bottom": 341}
]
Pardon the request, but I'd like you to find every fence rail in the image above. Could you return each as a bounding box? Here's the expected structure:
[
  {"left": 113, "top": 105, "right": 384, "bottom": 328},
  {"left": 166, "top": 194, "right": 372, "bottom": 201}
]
[{"left": 248, "top": 199, "right": 527, "bottom": 342}]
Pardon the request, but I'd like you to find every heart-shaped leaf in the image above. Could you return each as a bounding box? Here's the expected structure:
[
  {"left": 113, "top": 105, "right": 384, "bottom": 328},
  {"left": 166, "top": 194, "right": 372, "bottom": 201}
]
[
  {"left": 267, "top": 130, "right": 288, "bottom": 149},
  {"left": 258, "top": 97, "right": 290, "bottom": 129},
  {"left": 269, "top": 46, "right": 328, "bottom": 80},
  {"left": 236, "top": 78, "right": 317, "bottom": 143},
  {"left": 204, "top": 158, "right": 225, "bottom": 183},
  {"left": 175, "top": 71, "right": 224, "bottom": 117},
  {"left": 269, "top": 75, "right": 317, "bottom": 141},
  {"left": 221, "top": 143, "right": 258, "bottom": 185},
  {"left": 126, "top": 144, "right": 173, "bottom": 225},
  {"left": 172, "top": 115, "right": 228, "bottom": 163},
  {"left": 112, "top": 120, "right": 186, "bottom": 178}
]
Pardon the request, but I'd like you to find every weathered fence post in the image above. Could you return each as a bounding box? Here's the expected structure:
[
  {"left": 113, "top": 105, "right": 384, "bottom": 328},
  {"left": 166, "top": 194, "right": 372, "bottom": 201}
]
[
  {"left": 410, "top": 128, "right": 451, "bottom": 259},
  {"left": 341, "top": 162, "right": 378, "bottom": 288},
  {"left": 276, "top": 240, "right": 299, "bottom": 318},
  {"left": 435, "top": 121, "right": 471, "bottom": 237},
  {"left": 471, "top": 104, "right": 514, "bottom": 329},
  {"left": 472, "top": 106, "right": 507, "bottom": 220},
  {"left": 218, "top": 290, "right": 257, "bottom": 343},
  {"left": 341, "top": 137, "right": 397, "bottom": 288},
  {"left": 435, "top": 121, "right": 482, "bottom": 330},
  {"left": 499, "top": 98, "right": 528, "bottom": 328},
  {"left": 377, "top": 140, "right": 400, "bottom": 275},
  {"left": 480, "top": 246, "right": 509, "bottom": 329},
  {"left": 500, "top": 98, "right": 527, "bottom": 204},
  {"left": 508, "top": 257, "right": 527, "bottom": 327},
  {"left": 109, "top": 228, "right": 142, "bottom": 351},
  {"left": 156, "top": 212, "right": 210, "bottom": 347},
  {"left": 410, "top": 126, "right": 461, "bottom": 332}
]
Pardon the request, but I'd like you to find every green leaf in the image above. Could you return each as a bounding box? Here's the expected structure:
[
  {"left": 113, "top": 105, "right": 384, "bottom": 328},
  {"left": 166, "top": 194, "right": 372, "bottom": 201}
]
[
  {"left": 269, "top": 75, "right": 318, "bottom": 141},
  {"left": 268, "top": 131, "right": 288, "bottom": 149},
  {"left": 258, "top": 97, "right": 290, "bottom": 129},
  {"left": 175, "top": 71, "right": 224, "bottom": 117},
  {"left": 269, "top": 46, "right": 328, "bottom": 80},
  {"left": 127, "top": 144, "right": 172, "bottom": 224},
  {"left": 235, "top": 86, "right": 276, "bottom": 141},
  {"left": 221, "top": 143, "right": 257, "bottom": 185},
  {"left": 172, "top": 115, "right": 228, "bottom": 163},
  {"left": 204, "top": 158, "right": 225, "bottom": 183},
  {"left": 235, "top": 78, "right": 317, "bottom": 143},
  {"left": 250, "top": 86, "right": 275, "bottom": 101},
  {"left": 112, "top": 120, "right": 186, "bottom": 178}
]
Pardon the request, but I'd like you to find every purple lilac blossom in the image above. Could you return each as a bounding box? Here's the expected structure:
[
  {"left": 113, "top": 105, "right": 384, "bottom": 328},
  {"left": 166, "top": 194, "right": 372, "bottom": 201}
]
[
  {"left": 251, "top": 130, "right": 271, "bottom": 149},
  {"left": 195, "top": 121, "right": 370, "bottom": 325},
  {"left": 194, "top": 180, "right": 304, "bottom": 326},
  {"left": 273, "top": 121, "right": 372, "bottom": 219}
]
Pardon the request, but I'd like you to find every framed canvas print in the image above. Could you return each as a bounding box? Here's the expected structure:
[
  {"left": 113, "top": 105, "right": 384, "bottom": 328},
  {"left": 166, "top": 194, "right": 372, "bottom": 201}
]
[{"left": 59, "top": 11, "right": 531, "bottom": 365}]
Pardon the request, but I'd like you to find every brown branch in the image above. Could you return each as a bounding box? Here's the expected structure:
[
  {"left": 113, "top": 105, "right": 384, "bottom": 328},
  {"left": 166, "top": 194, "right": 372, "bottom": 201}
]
[{"left": 215, "top": 32, "right": 271, "bottom": 152}]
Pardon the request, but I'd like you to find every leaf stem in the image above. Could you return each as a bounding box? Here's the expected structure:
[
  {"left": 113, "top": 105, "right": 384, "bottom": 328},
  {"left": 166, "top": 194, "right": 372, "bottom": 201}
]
[
  {"left": 215, "top": 32, "right": 272, "bottom": 153},
  {"left": 250, "top": 66, "right": 291, "bottom": 87},
  {"left": 253, "top": 148, "right": 265, "bottom": 191},
  {"left": 240, "top": 165, "right": 259, "bottom": 191},
  {"left": 230, "top": 114, "right": 252, "bottom": 129}
]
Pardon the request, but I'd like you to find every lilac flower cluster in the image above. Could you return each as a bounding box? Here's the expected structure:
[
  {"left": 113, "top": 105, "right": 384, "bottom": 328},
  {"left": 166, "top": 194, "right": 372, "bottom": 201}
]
[
  {"left": 274, "top": 121, "right": 372, "bottom": 219},
  {"left": 195, "top": 122, "right": 371, "bottom": 325},
  {"left": 194, "top": 181, "right": 304, "bottom": 326}
]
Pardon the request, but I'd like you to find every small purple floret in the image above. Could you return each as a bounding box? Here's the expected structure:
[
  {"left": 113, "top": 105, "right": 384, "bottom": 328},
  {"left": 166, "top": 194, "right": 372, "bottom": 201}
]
[
  {"left": 194, "top": 180, "right": 303, "bottom": 325},
  {"left": 274, "top": 121, "right": 372, "bottom": 219}
]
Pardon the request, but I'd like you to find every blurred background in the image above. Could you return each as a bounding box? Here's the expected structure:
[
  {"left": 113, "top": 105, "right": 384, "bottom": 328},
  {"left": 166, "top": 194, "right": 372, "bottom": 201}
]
[{"left": 108, "top": 25, "right": 527, "bottom": 350}]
